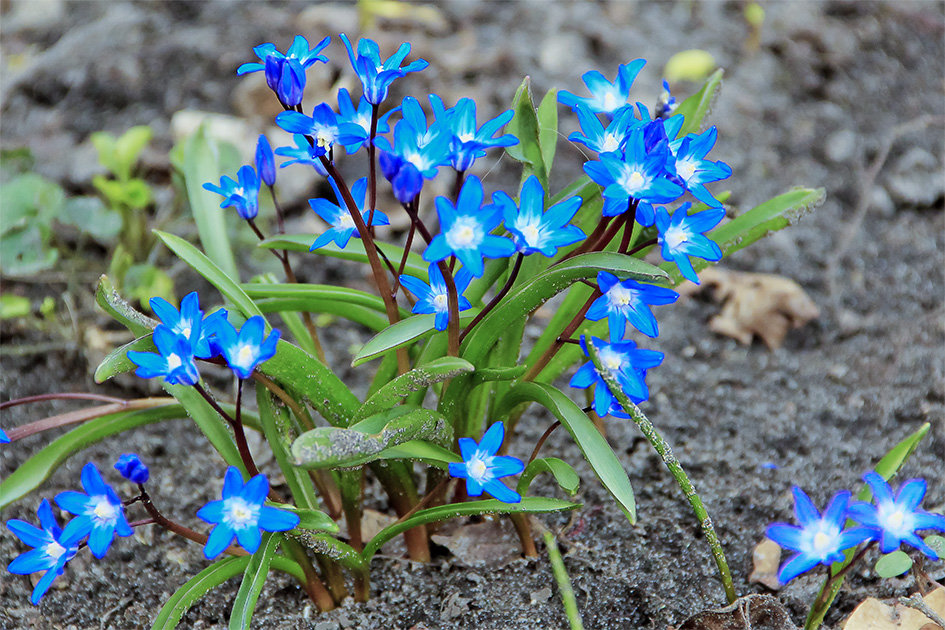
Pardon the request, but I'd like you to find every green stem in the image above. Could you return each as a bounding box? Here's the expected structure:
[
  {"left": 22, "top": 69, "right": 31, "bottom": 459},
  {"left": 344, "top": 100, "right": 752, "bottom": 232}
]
[
  {"left": 543, "top": 531, "right": 584, "bottom": 630},
  {"left": 587, "top": 341, "right": 737, "bottom": 605},
  {"left": 804, "top": 543, "right": 874, "bottom": 629}
]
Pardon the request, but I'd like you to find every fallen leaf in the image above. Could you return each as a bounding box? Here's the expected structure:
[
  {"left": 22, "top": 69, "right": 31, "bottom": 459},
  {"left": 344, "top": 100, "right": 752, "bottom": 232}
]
[
  {"left": 694, "top": 267, "right": 820, "bottom": 349},
  {"left": 749, "top": 538, "right": 783, "bottom": 591},
  {"left": 843, "top": 587, "right": 945, "bottom": 630},
  {"left": 431, "top": 517, "right": 521, "bottom": 568},
  {"left": 677, "top": 594, "right": 797, "bottom": 630}
]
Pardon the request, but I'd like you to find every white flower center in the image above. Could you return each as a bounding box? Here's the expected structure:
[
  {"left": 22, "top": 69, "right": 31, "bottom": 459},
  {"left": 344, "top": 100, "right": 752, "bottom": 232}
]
[
  {"left": 601, "top": 92, "right": 620, "bottom": 112},
  {"left": 601, "top": 134, "right": 621, "bottom": 153},
  {"left": 812, "top": 532, "right": 832, "bottom": 552},
  {"left": 337, "top": 213, "right": 356, "bottom": 230},
  {"left": 446, "top": 217, "right": 482, "bottom": 250},
  {"left": 166, "top": 354, "right": 182, "bottom": 371},
  {"left": 224, "top": 497, "right": 258, "bottom": 528},
  {"left": 597, "top": 347, "right": 624, "bottom": 373},
  {"left": 619, "top": 169, "right": 646, "bottom": 193},
  {"left": 467, "top": 456, "right": 488, "bottom": 482},
  {"left": 315, "top": 128, "right": 335, "bottom": 148},
  {"left": 519, "top": 223, "right": 542, "bottom": 246},
  {"left": 45, "top": 540, "right": 67, "bottom": 561},
  {"left": 676, "top": 159, "right": 697, "bottom": 182},
  {"left": 433, "top": 293, "right": 448, "bottom": 311},
  {"left": 181, "top": 326, "right": 192, "bottom": 338},
  {"left": 237, "top": 345, "right": 255, "bottom": 366},
  {"left": 663, "top": 224, "right": 689, "bottom": 250},
  {"left": 608, "top": 285, "right": 635, "bottom": 308},
  {"left": 886, "top": 510, "right": 905, "bottom": 530},
  {"left": 91, "top": 496, "right": 118, "bottom": 524},
  {"left": 457, "top": 132, "right": 476, "bottom": 143}
]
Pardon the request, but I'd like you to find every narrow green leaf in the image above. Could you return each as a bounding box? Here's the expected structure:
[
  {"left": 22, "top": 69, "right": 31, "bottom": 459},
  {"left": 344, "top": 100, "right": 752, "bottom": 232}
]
[
  {"left": 543, "top": 530, "right": 584, "bottom": 630},
  {"left": 249, "top": 273, "right": 315, "bottom": 355},
  {"left": 355, "top": 357, "right": 474, "bottom": 421},
  {"left": 96, "top": 274, "right": 156, "bottom": 337},
  {"left": 291, "top": 407, "right": 452, "bottom": 469},
  {"left": 352, "top": 312, "right": 478, "bottom": 367},
  {"left": 363, "top": 497, "right": 580, "bottom": 561},
  {"left": 873, "top": 550, "right": 913, "bottom": 578},
  {"left": 289, "top": 531, "right": 367, "bottom": 576},
  {"left": 1, "top": 403, "right": 185, "bottom": 509},
  {"left": 374, "top": 439, "right": 461, "bottom": 469},
  {"left": 256, "top": 385, "right": 318, "bottom": 511},
  {"left": 113, "top": 125, "right": 152, "bottom": 181},
  {"left": 259, "top": 234, "right": 429, "bottom": 281},
  {"left": 471, "top": 364, "right": 528, "bottom": 384},
  {"left": 241, "top": 282, "right": 408, "bottom": 325},
  {"left": 166, "top": 383, "right": 245, "bottom": 474},
  {"left": 673, "top": 68, "right": 724, "bottom": 137},
  {"left": 537, "top": 88, "right": 559, "bottom": 177},
  {"left": 505, "top": 77, "right": 547, "bottom": 186},
  {"left": 496, "top": 382, "right": 636, "bottom": 523},
  {"left": 94, "top": 334, "right": 154, "bottom": 383},
  {"left": 254, "top": 297, "right": 390, "bottom": 332},
  {"left": 518, "top": 457, "right": 580, "bottom": 497},
  {"left": 265, "top": 505, "right": 338, "bottom": 533},
  {"left": 229, "top": 532, "right": 281, "bottom": 630}
]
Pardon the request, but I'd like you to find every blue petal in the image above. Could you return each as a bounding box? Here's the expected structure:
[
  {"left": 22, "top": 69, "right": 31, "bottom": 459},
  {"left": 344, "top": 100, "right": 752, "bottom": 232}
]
[
  {"left": 791, "top": 487, "right": 821, "bottom": 527},
  {"left": 8, "top": 549, "right": 54, "bottom": 575},
  {"left": 204, "top": 524, "right": 235, "bottom": 559},
  {"left": 482, "top": 479, "right": 521, "bottom": 503},
  {"left": 6, "top": 520, "right": 49, "bottom": 549},
  {"left": 222, "top": 467, "right": 244, "bottom": 499},
  {"left": 197, "top": 500, "right": 226, "bottom": 524},
  {"left": 259, "top": 506, "right": 300, "bottom": 532},
  {"left": 490, "top": 456, "right": 525, "bottom": 477},
  {"left": 30, "top": 566, "right": 61, "bottom": 605},
  {"left": 478, "top": 422, "right": 505, "bottom": 457},
  {"left": 895, "top": 478, "right": 927, "bottom": 510},
  {"left": 777, "top": 552, "right": 820, "bottom": 584},
  {"left": 88, "top": 524, "right": 116, "bottom": 559},
  {"left": 765, "top": 523, "right": 804, "bottom": 551},
  {"left": 55, "top": 491, "right": 90, "bottom": 516},
  {"left": 236, "top": 524, "right": 263, "bottom": 553}
]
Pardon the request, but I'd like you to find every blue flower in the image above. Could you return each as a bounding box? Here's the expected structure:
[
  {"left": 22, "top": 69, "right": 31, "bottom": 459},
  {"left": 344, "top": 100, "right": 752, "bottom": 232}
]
[
  {"left": 203, "top": 165, "right": 260, "bottom": 220},
  {"left": 339, "top": 34, "right": 428, "bottom": 105},
  {"left": 448, "top": 421, "right": 524, "bottom": 503},
  {"left": 559, "top": 60, "right": 647, "bottom": 116},
  {"left": 274, "top": 134, "right": 329, "bottom": 175},
  {"left": 432, "top": 96, "right": 518, "bottom": 171},
  {"left": 149, "top": 292, "right": 224, "bottom": 360},
  {"left": 586, "top": 271, "right": 679, "bottom": 340},
  {"left": 654, "top": 203, "right": 724, "bottom": 284},
  {"left": 568, "top": 103, "right": 636, "bottom": 156},
  {"left": 114, "top": 454, "right": 149, "bottom": 484},
  {"left": 56, "top": 463, "right": 133, "bottom": 559},
  {"left": 268, "top": 56, "right": 305, "bottom": 107},
  {"left": 569, "top": 336, "right": 663, "bottom": 416},
  {"left": 422, "top": 176, "right": 516, "bottom": 277},
  {"left": 400, "top": 264, "right": 474, "bottom": 331},
  {"left": 669, "top": 127, "right": 732, "bottom": 208},
  {"left": 255, "top": 135, "right": 276, "bottom": 187},
  {"left": 656, "top": 80, "right": 678, "bottom": 118},
  {"left": 214, "top": 316, "right": 280, "bottom": 380},
  {"left": 847, "top": 472, "right": 945, "bottom": 560},
  {"left": 492, "top": 175, "right": 585, "bottom": 257},
  {"left": 276, "top": 104, "right": 368, "bottom": 158},
  {"left": 336, "top": 88, "right": 397, "bottom": 153},
  {"left": 766, "top": 487, "right": 875, "bottom": 584},
  {"left": 6, "top": 499, "right": 79, "bottom": 604},
  {"left": 237, "top": 35, "right": 331, "bottom": 76},
  {"left": 127, "top": 325, "right": 201, "bottom": 386},
  {"left": 197, "top": 467, "right": 300, "bottom": 558},
  {"left": 309, "top": 177, "right": 389, "bottom": 250},
  {"left": 0, "top": 427, "right": 8, "bottom": 443}
]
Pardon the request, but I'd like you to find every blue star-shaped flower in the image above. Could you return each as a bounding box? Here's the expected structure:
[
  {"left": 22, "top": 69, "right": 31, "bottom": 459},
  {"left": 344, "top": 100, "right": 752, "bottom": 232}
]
[
  {"left": 766, "top": 487, "right": 875, "bottom": 584},
  {"left": 848, "top": 472, "right": 945, "bottom": 560},
  {"left": 276, "top": 104, "right": 368, "bottom": 158},
  {"left": 267, "top": 56, "right": 305, "bottom": 107},
  {"left": 399, "top": 264, "right": 473, "bottom": 331},
  {"left": 127, "top": 325, "right": 201, "bottom": 386},
  {"left": 149, "top": 292, "right": 225, "bottom": 360},
  {"left": 197, "top": 467, "right": 300, "bottom": 558},
  {"left": 6, "top": 499, "right": 79, "bottom": 604},
  {"left": 669, "top": 127, "right": 732, "bottom": 208},
  {"left": 559, "top": 60, "right": 647, "bottom": 116},
  {"left": 336, "top": 88, "right": 397, "bottom": 154},
  {"left": 448, "top": 421, "right": 524, "bottom": 503},
  {"left": 570, "top": 336, "right": 663, "bottom": 416},
  {"left": 274, "top": 134, "right": 329, "bottom": 176},
  {"left": 309, "top": 177, "right": 389, "bottom": 250},
  {"left": 586, "top": 271, "right": 679, "bottom": 340},
  {"left": 432, "top": 96, "right": 518, "bottom": 172},
  {"left": 203, "top": 165, "right": 261, "bottom": 220},
  {"left": 237, "top": 35, "right": 331, "bottom": 76},
  {"left": 213, "top": 316, "right": 280, "bottom": 380},
  {"left": 56, "top": 463, "right": 133, "bottom": 559},
  {"left": 568, "top": 102, "right": 636, "bottom": 156},
  {"left": 374, "top": 98, "right": 453, "bottom": 191},
  {"left": 422, "top": 176, "right": 516, "bottom": 277},
  {"left": 114, "top": 454, "right": 150, "bottom": 485},
  {"left": 339, "top": 34, "right": 429, "bottom": 105},
  {"left": 492, "top": 175, "right": 585, "bottom": 257},
  {"left": 654, "top": 203, "right": 724, "bottom": 284}
]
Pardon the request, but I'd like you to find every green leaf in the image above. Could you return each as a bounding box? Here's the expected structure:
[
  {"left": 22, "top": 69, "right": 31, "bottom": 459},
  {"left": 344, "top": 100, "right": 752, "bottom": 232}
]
[
  {"left": 96, "top": 275, "right": 157, "bottom": 336},
  {"left": 355, "top": 356, "right": 474, "bottom": 421},
  {"left": 165, "top": 383, "right": 246, "bottom": 474},
  {"left": 113, "top": 126, "right": 152, "bottom": 181},
  {"left": 94, "top": 334, "right": 154, "bottom": 383},
  {"left": 60, "top": 196, "right": 122, "bottom": 241},
  {"left": 873, "top": 550, "right": 913, "bottom": 578},
  {"left": 256, "top": 384, "right": 318, "bottom": 511},
  {"left": 155, "top": 230, "right": 262, "bottom": 320},
  {"left": 673, "top": 68, "right": 724, "bottom": 137},
  {"left": 518, "top": 457, "right": 580, "bottom": 497},
  {"left": 0, "top": 294, "right": 31, "bottom": 319},
  {"left": 496, "top": 382, "right": 636, "bottom": 524},
  {"left": 352, "top": 312, "right": 477, "bottom": 367},
  {"left": 374, "top": 439, "right": 460, "bottom": 468},
  {"left": 0, "top": 225, "right": 58, "bottom": 275},
  {"left": 291, "top": 407, "right": 452, "bottom": 469},
  {"left": 124, "top": 263, "right": 175, "bottom": 308},
  {"left": 537, "top": 88, "right": 559, "bottom": 178},
  {"left": 363, "top": 497, "right": 580, "bottom": 561},
  {"left": 0, "top": 403, "right": 185, "bottom": 509},
  {"left": 254, "top": 297, "right": 390, "bottom": 332},
  {"left": 662, "top": 187, "right": 827, "bottom": 286},
  {"left": 505, "top": 77, "right": 547, "bottom": 186},
  {"left": 664, "top": 50, "right": 717, "bottom": 84},
  {"left": 241, "top": 283, "right": 405, "bottom": 319},
  {"left": 121, "top": 178, "right": 153, "bottom": 210},
  {"left": 228, "top": 533, "right": 281, "bottom": 630},
  {"left": 264, "top": 504, "right": 338, "bottom": 533},
  {"left": 924, "top": 535, "right": 945, "bottom": 558},
  {"left": 259, "top": 234, "right": 429, "bottom": 281},
  {"left": 90, "top": 131, "right": 119, "bottom": 176},
  {"left": 152, "top": 555, "right": 305, "bottom": 630}
]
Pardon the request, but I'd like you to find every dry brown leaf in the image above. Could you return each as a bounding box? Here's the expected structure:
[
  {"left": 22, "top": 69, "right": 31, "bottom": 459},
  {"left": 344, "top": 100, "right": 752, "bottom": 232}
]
[
  {"left": 696, "top": 267, "right": 820, "bottom": 349},
  {"left": 677, "top": 594, "right": 798, "bottom": 630},
  {"left": 749, "top": 538, "right": 783, "bottom": 591},
  {"left": 430, "top": 517, "right": 521, "bottom": 568},
  {"left": 843, "top": 587, "right": 945, "bottom": 630}
]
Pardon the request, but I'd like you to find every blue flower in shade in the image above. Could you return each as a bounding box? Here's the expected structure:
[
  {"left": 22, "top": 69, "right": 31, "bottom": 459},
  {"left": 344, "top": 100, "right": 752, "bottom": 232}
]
[
  {"left": 586, "top": 271, "right": 679, "bottom": 340},
  {"left": 309, "top": 177, "right": 389, "bottom": 250},
  {"left": 255, "top": 135, "right": 276, "bottom": 187},
  {"left": 568, "top": 103, "right": 636, "bottom": 156},
  {"left": 339, "top": 34, "right": 429, "bottom": 105},
  {"left": 275, "top": 134, "right": 329, "bottom": 175},
  {"left": 214, "top": 316, "right": 280, "bottom": 380},
  {"left": 197, "top": 467, "right": 300, "bottom": 558},
  {"left": 268, "top": 56, "right": 305, "bottom": 107},
  {"left": 127, "top": 325, "right": 201, "bottom": 386},
  {"left": 432, "top": 96, "right": 518, "bottom": 171},
  {"left": 114, "top": 454, "right": 149, "bottom": 484},
  {"left": 379, "top": 153, "right": 424, "bottom": 204},
  {"left": 400, "top": 264, "right": 474, "bottom": 331},
  {"left": 766, "top": 487, "right": 875, "bottom": 584},
  {"left": 149, "top": 292, "right": 225, "bottom": 360},
  {"left": 669, "top": 127, "right": 732, "bottom": 208},
  {"left": 203, "top": 165, "right": 261, "bottom": 220},
  {"left": 570, "top": 336, "right": 663, "bottom": 417},
  {"left": 422, "top": 176, "right": 517, "bottom": 277},
  {"left": 6, "top": 499, "right": 79, "bottom": 604},
  {"left": 276, "top": 104, "right": 368, "bottom": 158},
  {"left": 584, "top": 126, "right": 683, "bottom": 210},
  {"left": 847, "top": 472, "right": 945, "bottom": 560},
  {"left": 654, "top": 203, "right": 724, "bottom": 284},
  {"left": 448, "top": 421, "right": 524, "bottom": 503},
  {"left": 559, "top": 60, "right": 647, "bottom": 116},
  {"left": 336, "top": 88, "right": 397, "bottom": 153},
  {"left": 56, "top": 463, "right": 133, "bottom": 559},
  {"left": 492, "top": 175, "right": 585, "bottom": 257},
  {"left": 656, "top": 80, "right": 678, "bottom": 118},
  {"left": 237, "top": 35, "right": 331, "bottom": 77},
  {"left": 0, "top": 427, "right": 9, "bottom": 443}
]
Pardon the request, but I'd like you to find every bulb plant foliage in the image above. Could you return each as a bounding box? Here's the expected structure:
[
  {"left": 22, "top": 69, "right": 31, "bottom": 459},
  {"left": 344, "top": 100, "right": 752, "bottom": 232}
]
[{"left": 3, "top": 32, "right": 936, "bottom": 630}]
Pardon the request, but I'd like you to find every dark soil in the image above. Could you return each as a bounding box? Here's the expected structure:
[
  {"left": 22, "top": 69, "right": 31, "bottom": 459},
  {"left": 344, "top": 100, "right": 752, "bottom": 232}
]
[{"left": 2, "top": 1, "right": 943, "bottom": 629}]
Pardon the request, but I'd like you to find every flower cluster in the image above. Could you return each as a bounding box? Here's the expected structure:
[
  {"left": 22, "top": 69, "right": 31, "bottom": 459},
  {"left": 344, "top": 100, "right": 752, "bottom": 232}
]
[{"left": 767, "top": 473, "right": 945, "bottom": 584}]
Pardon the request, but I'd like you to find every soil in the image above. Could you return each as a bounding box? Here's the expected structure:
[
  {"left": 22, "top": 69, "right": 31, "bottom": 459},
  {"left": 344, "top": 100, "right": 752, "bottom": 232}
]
[{"left": 1, "top": 1, "right": 943, "bottom": 629}]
